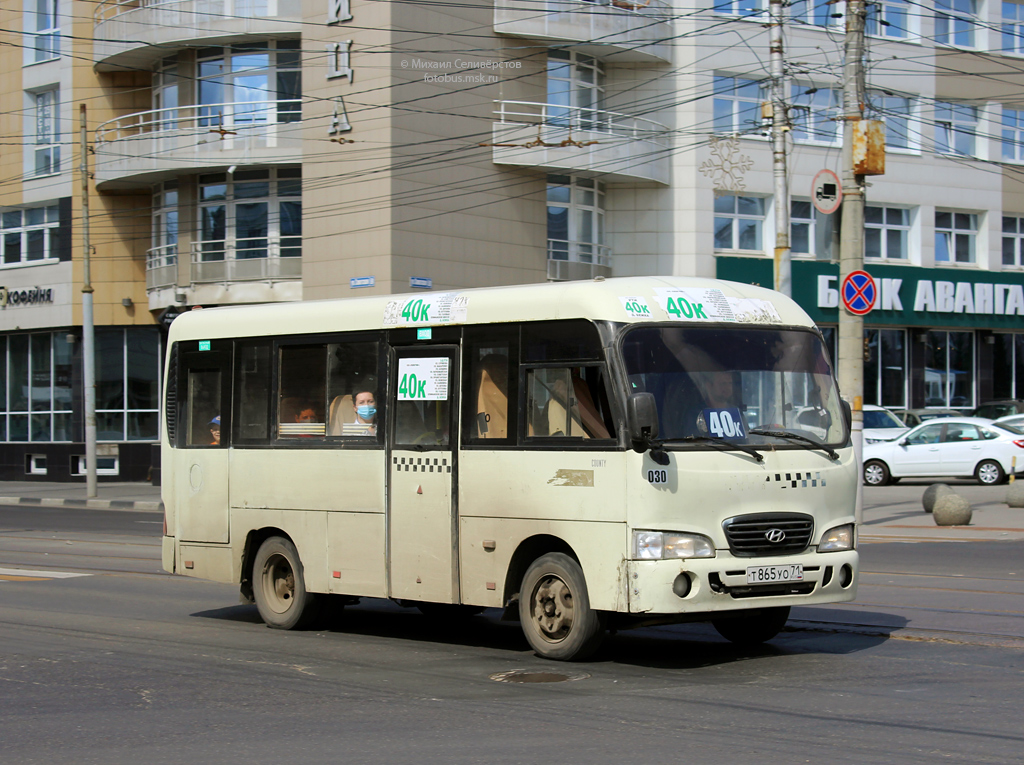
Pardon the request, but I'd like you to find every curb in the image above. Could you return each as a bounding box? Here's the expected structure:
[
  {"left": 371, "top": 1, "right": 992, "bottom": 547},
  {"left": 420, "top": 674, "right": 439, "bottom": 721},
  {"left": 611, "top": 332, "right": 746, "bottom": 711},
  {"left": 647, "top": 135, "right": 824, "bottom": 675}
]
[{"left": 0, "top": 496, "right": 163, "bottom": 512}]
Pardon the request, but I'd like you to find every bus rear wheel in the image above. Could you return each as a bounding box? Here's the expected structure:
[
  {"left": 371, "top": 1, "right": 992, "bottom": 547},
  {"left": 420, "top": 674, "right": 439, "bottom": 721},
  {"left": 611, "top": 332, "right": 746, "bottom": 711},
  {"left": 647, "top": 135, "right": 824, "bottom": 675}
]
[
  {"left": 253, "top": 536, "right": 321, "bottom": 630},
  {"left": 519, "top": 553, "right": 606, "bottom": 661},
  {"left": 712, "top": 606, "right": 790, "bottom": 646}
]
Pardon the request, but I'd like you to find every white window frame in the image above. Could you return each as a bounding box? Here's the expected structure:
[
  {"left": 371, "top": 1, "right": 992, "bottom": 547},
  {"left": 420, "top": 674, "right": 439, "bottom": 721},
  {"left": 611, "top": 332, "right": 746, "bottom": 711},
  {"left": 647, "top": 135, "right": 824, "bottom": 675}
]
[
  {"left": 1002, "top": 215, "right": 1024, "bottom": 267},
  {"left": 713, "top": 0, "right": 768, "bottom": 19},
  {"left": 712, "top": 75, "right": 767, "bottom": 136},
  {"left": 934, "top": 101, "right": 977, "bottom": 157},
  {"left": 935, "top": 209, "right": 978, "bottom": 264},
  {"left": 32, "top": 88, "right": 60, "bottom": 177},
  {"left": 1001, "top": 106, "right": 1024, "bottom": 162},
  {"left": 714, "top": 193, "right": 767, "bottom": 253},
  {"left": 865, "top": 0, "right": 913, "bottom": 39},
  {"left": 1003, "top": 0, "right": 1024, "bottom": 54},
  {"left": 865, "top": 205, "right": 911, "bottom": 260},
  {"left": 546, "top": 175, "right": 607, "bottom": 266},
  {"left": 1, "top": 205, "right": 60, "bottom": 266},
  {"left": 868, "top": 92, "right": 915, "bottom": 152},
  {"left": 789, "top": 0, "right": 840, "bottom": 28},
  {"left": 791, "top": 85, "right": 841, "bottom": 146},
  {"left": 790, "top": 200, "right": 834, "bottom": 259},
  {"left": 27, "top": 0, "right": 59, "bottom": 65},
  {"left": 935, "top": 0, "right": 979, "bottom": 48}
]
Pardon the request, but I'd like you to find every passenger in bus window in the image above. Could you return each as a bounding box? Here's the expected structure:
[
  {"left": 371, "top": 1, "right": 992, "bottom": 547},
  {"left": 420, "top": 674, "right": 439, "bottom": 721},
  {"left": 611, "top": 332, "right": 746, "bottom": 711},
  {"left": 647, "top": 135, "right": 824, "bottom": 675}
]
[
  {"left": 209, "top": 415, "right": 221, "bottom": 445},
  {"left": 343, "top": 389, "right": 377, "bottom": 436},
  {"left": 294, "top": 402, "right": 319, "bottom": 423}
]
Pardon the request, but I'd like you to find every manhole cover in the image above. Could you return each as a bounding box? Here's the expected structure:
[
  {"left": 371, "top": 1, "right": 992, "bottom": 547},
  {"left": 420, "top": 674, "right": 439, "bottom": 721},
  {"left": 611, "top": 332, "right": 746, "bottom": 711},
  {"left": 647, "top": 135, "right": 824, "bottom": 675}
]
[{"left": 489, "top": 669, "right": 590, "bottom": 684}]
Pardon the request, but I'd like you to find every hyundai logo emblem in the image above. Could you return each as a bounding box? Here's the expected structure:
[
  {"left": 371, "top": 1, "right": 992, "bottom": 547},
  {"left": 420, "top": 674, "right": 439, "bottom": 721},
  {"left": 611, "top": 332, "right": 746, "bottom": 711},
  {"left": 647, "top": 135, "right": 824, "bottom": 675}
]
[{"left": 765, "top": 528, "right": 786, "bottom": 544}]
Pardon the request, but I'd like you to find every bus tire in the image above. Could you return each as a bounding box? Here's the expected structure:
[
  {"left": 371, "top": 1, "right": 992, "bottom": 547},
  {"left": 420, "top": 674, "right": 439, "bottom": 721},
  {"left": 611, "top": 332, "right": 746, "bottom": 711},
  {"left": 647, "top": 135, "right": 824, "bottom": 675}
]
[
  {"left": 519, "top": 553, "right": 606, "bottom": 661},
  {"left": 712, "top": 606, "right": 790, "bottom": 646},
  {"left": 253, "top": 536, "right": 321, "bottom": 630}
]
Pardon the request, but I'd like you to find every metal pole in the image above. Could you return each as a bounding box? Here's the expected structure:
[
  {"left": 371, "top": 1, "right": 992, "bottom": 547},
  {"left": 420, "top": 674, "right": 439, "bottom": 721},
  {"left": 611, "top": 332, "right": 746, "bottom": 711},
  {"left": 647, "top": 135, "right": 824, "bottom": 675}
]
[
  {"left": 80, "top": 104, "right": 97, "bottom": 498},
  {"left": 769, "top": 0, "right": 791, "bottom": 297},
  {"left": 838, "top": 1, "right": 867, "bottom": 524}
]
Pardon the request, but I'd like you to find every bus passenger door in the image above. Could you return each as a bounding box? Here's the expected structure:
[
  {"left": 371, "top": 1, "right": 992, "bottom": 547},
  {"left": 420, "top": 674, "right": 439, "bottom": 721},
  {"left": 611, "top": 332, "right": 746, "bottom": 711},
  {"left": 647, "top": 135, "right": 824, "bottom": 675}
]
[
  {"left": 175, "top": 349, "right": 231, "bottom": 544},
  {"left": 387, "top": 347, "right": 459, "bottom": 604}
]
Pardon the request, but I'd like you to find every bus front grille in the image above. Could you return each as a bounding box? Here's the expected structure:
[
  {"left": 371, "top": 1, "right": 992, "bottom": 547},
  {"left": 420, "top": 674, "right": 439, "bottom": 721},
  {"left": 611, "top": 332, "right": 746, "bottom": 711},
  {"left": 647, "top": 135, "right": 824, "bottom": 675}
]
[{"left": 722, "top": 513, "right": 814, "bottom": 557}]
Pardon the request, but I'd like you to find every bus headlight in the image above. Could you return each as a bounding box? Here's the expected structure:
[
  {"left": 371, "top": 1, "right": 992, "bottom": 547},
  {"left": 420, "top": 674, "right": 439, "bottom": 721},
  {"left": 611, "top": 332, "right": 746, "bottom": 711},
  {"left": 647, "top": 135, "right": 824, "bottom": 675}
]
[
  {"left": 818, "top": 524, "right": 854, "bottom": 552},
  {"left": 633, "top": 531, "right": 715, "bottom": 560}
]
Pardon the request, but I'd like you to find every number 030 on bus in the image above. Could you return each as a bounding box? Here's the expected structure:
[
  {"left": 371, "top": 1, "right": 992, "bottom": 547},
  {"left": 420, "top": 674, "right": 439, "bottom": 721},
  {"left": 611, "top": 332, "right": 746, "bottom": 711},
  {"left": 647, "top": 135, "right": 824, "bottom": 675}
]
[{"left": 161, "top": 276, "right": 858, "bottom": 661}]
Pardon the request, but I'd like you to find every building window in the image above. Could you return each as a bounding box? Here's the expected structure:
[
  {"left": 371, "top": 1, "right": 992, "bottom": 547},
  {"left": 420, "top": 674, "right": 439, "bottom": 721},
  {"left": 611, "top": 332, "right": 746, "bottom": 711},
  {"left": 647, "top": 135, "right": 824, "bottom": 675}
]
[
  {"left": 792, "top": 86, "right": 840, "bottom": 145},
  {"left": 868, "top": 93, "right": 912, "bottom": 150},
  {"left": 1002, "top": 107, "right": 1024, "bottom": 161},
  {"left": 547, "top": 51, "right": 604, "bottom": 128},
  {"left": 714, "top": 194, "right": 765, "bottom": 252},
  {"left": 790, "top": 0, "right": 835, "bottom": 27},
  {"left": 1003, "top": 1, "right": 1024, "bottom": 53},
  {"left": 992, "top": 333, "right": 1024, "bottom": 399},
  {"left": 0, "top": 333, "right": 73, "bottom": 443},
  {"left": 790, "top": 201, "right": 834, "bottom": 259},
  {"left": 934, "top": 102, "right": 976, "bottom": 157},
  {"left": 714, "top": 0, "right": 767, "bottom": 18},
  {"left": 197, "top": 41, "right": 301, "bottom": 129},
  {"left": 712, "top": 76, "right": 767, "bottom": 135},
  {"left": 935, "top": 0, "right": 978, "bottom": 47},
  {"left": 864, "top": 329, "right": 907, "bottom": 408},
  {"left": 925, "top": 331, "right": 974, "bottom": 408},
  {"left": 33, "top": 89, "right": 60, "bottom": 176},
  {"left": 197, "top": 168, "right": 301, "bottom": 262},
  {"left": 546, "top": 175, "right": 607, "bottom": 266},
  {"left": 1002, "top": 216, "right": 1024, "bottom": 266},
  {"left": 148, "top": 182, "right": 178, "bottom": 288},
  {"left": 1, "top": 206, "right": 60, "bottom": 266},
  {"left": 935, "top": 210, "right": 977, "bottom": 264},
  {"left": 865, "top": 206, "right": 910, "bottom": 260},
  {"left": 30, "top": 0, "right": 59, "bottom": 63},
  {"left": 96, "top": 328, "right": 162, "bottom": 442},
  {"left": 866, "top": 0, "right": 910, "bottom": 39},
  {"left": 153, "top": 57, "right": 181, "bottom": 130}
]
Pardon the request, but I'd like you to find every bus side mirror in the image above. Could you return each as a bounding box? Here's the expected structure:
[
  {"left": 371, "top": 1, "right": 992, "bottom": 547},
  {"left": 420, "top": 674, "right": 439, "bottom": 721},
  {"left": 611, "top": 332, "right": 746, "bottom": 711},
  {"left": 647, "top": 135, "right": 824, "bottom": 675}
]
[
  {"left": 627, "top": 392, "right": 659, "bottom": 452},
  {"left": 841, "top": 399, "right": 852, "bottom": 430}
]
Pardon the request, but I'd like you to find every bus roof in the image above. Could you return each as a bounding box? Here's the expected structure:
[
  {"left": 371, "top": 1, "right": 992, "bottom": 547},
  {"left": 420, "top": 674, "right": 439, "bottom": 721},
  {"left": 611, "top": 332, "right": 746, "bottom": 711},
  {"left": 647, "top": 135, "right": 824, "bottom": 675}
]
[{"left": 167, "top": 276, "right": 815, "bottom": 342}]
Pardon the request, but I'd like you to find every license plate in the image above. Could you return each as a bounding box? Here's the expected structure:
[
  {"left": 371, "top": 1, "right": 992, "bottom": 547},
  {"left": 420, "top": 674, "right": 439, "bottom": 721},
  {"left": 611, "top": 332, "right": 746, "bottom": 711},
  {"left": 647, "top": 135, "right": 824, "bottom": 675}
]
[{"left": 746, "top": 564, "right": 803, "bottom": 584}]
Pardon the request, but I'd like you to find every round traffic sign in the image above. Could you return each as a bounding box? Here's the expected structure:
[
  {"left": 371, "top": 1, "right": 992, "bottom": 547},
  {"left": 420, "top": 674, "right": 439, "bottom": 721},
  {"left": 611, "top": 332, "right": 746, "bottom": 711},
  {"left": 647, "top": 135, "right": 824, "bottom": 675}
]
[
  {"left": 812, "top": 169, "right": 842, "bottom": 215},
  {"left": 841, "top": 270, "right": 877, "bottom": 315}
]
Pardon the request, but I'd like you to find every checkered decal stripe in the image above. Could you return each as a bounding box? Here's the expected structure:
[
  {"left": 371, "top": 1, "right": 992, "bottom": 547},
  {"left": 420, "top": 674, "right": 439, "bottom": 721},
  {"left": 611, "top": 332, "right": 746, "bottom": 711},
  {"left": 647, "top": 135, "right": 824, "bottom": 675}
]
[
  {"left": 392, "top": 456, "right": 451, "bottom": 473},
  {"left": 766, "top": 471, "right": 825, "bottom": 488}
]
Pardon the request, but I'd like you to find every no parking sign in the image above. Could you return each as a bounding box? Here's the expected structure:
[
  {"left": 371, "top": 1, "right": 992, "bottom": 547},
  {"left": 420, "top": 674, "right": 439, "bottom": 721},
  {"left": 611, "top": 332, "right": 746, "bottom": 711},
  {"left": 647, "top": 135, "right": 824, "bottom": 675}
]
[{"left": 841, "top": 270, "right": 877, "bottom": 315}]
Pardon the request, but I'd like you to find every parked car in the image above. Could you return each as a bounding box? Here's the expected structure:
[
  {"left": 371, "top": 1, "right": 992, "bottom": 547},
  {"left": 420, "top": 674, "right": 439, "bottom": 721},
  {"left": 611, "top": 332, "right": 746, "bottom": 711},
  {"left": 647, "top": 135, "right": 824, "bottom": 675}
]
[
  {"left": 971, "top": 399, "right": 1024, "bottom": 420},
  {"left": 863, "top": 417, "right": 1024, "bottom": 486},
  {"left": 891, "top": 408, "right": 960, "bottom": 428},
  {"left": 993, "top": 413, "right": 1024, "bottom": 431},
  {"left": 862, "top": 404, "right": 910, "bottom": 444}
]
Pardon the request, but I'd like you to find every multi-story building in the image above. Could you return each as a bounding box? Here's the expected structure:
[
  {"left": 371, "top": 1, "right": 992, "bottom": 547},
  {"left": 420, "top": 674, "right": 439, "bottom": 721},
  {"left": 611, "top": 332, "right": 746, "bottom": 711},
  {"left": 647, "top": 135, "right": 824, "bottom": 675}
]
[{"left": 1, "top": 0, "right": 1023, "bottom": 479}]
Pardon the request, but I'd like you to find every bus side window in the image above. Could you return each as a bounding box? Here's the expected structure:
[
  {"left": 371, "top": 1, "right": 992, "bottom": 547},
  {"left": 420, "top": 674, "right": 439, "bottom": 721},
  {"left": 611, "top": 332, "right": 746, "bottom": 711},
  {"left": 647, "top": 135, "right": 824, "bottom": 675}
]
[
  {"left": 326, "top": 340, "right": 381, "bottom": 438},
  {"left": 235, "top": 342, "right": 271, "bottom": 442},
  {"left": 185, "top": 369, "right": 223, "bottom": 447},
  {"left": 526, "top": 366, "right": 614, "bottom": 439},
  {"left": 278, "top": 345, "right": 327, "bottom": 438},
  {"left": 471, "top": 351, "right": 508, "bottom": 439},
  {"left": 462, "top": 326, "right": 517, "bottom": 446}
]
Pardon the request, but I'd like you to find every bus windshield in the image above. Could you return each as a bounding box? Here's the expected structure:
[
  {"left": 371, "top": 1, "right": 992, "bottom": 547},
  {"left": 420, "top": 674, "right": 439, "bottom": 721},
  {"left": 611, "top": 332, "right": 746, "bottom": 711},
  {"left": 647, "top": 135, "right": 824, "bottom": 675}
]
[{"left": 620, "top": 325, "right": 847, "bottom": 447}]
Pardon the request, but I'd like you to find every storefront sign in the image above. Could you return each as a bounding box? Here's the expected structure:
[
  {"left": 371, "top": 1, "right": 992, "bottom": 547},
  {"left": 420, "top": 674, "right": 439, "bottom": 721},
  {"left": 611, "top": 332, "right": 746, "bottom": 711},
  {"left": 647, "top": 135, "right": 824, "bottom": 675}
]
[
  {"left": 716, "top": 257, "right": 1024, "bottom": 330},
  {"left": 0, "top": 286, "right": 55, "bottom": 308}
]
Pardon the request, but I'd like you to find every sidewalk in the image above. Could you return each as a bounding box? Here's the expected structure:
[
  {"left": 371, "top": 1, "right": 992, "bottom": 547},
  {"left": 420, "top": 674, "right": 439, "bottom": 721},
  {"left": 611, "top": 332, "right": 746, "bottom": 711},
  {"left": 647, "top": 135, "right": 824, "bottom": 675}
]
[{"left": 0, "top": 480, "right": 163, "bottom": 512}]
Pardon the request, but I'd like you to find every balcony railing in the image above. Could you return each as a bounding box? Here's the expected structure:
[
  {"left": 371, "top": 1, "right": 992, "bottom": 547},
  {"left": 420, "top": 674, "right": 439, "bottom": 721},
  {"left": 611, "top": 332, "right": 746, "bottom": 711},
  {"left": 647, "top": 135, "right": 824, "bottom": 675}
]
[
  {"left": 146, "top": 243, "right": 178, "bottom": 290},
  {"left": 494, "top": 101, "right": 669, "bottom": 140},
  {"left": 190, "top": 239, "right": 302, "bottom": 284},
  {"left": 95, "top": 0, "right": 283, "bottom": 24},
  {"left": 96, "top": 101, "right": 302, "bottom": 144},
  {"left": 547, "top": 239, "right": 612, "bottom": 281}
]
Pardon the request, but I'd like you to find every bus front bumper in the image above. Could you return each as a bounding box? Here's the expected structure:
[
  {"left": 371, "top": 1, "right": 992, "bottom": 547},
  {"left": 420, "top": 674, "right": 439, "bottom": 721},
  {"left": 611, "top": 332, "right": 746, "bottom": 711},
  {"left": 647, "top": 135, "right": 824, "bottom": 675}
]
[{"left": 626, "top": 550, "right": 858, "bottom": 615}]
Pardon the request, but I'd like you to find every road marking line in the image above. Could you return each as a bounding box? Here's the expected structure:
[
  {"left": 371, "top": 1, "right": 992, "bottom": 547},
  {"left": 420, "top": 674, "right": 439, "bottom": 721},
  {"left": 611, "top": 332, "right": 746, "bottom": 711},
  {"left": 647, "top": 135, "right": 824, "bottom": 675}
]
[
  {"left": 0, "top": 575, "right": 50, "bottom": 582},
  {"left": 0, "top": 566, "right": 92, "bottom": 579}
]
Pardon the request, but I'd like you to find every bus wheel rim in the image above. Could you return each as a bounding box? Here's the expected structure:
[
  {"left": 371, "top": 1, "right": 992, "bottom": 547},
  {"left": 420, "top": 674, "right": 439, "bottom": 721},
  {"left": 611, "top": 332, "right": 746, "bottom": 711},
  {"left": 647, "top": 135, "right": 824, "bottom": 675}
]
[
  {"left": 531, "top": 574, "right": 574, "bottom": 642},
  {"left": 263, "top": 554, "right": 295, "bottom": 615}
]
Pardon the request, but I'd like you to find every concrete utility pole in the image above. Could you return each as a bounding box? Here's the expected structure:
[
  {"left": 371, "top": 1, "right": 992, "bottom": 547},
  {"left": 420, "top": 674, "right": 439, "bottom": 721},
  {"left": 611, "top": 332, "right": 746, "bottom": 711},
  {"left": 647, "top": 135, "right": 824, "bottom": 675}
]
[
  {"left": 769, "top": 0, "right": 791, "bottom": 297},
  {"left": 80, "top": 105, "right": 97, "bottom": 498},
  {"left": 838, "top": 0, "right": 867, "bottom": 523}
]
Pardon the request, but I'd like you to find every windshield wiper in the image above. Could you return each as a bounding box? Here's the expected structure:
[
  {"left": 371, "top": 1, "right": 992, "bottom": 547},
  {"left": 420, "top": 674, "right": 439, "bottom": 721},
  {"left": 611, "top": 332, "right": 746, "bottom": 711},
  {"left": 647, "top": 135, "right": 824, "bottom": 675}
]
[
  {"left": 748, "top": 428, "right": 839, "bottom": 460},
  {"left": 653, "top": 435, "right": 764, "bottom": 463}
]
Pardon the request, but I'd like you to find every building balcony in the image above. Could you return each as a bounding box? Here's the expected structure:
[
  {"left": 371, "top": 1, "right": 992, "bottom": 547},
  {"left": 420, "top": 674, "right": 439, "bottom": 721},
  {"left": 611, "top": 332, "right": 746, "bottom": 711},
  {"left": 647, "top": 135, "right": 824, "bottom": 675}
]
[
  {"left": 494, "top": 0, "right": 671, "bottom": 62},
  {"left": 93, "top": 0, "right": 302, "bottom": 70},
  {"left": 492, "top": 101, "right": 670, "bottom": 185},
  {"left": 94, "top": 102, "right": 303, "bottom": 190},
  {"left": 547, "top": 239, "right": 612, "bottom": 281}
]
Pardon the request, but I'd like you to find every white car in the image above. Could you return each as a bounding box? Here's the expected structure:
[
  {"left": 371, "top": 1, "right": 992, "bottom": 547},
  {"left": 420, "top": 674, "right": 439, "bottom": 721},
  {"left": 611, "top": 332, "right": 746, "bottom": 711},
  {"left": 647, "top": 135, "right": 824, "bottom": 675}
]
[
  {"left": 863, "top": 417, "right": 1024, "bottom": 486},
  {"left": 862, "top": 404, "right": 910, "bottom": 444},
  {"left": 994, "top": 413, "right": 1024, "bottom": 431}
]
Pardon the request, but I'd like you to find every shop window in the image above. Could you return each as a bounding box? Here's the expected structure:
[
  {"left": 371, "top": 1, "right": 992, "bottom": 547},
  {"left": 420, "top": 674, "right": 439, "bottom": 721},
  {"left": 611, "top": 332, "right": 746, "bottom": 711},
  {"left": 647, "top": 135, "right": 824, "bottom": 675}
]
[
  {"left": 865, "top": 206, "right": 910, "bottom": 260},
  {"left": 935, "top": 210, "right": 977, "bottom": 264},
  {"left": 925, "top": 331, "right": 974, "bottom": 408},
  {"left": 96, "top": 328, "right": 161, "bottom": 442},
  {"left": 712, "top": 76, "right": 767, "bottom": 135},
  {"left": 714, "top": 194, "right": 765, "bottom": 252},
  {"left": 0, "top": 332, "right": 73, "bottom": 443},
  {"left": 992, "top": 333, "right": 1024, "bottom": 399},
  {"left": 864, "top": 329, "right": 907, "bottom": 408}
]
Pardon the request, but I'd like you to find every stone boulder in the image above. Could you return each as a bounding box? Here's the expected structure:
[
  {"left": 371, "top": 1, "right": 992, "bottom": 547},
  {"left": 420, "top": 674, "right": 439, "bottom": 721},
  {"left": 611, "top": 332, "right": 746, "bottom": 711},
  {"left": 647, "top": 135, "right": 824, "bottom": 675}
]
[
  {"left": 1007, "top": 481, "right": 1024, "bottom": 509},
  {"left": 933, "top": 494, "right": 972, "bottom": 526},
  {"left": 922, "top": 483, "right": 954, "bottom": 514}
]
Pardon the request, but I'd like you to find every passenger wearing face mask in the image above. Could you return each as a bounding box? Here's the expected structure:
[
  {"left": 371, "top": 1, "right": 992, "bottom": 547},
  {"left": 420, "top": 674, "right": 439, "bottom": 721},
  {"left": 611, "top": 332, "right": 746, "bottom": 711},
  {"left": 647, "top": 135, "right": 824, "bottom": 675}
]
[{"left": 343, "top": 388, "right": 377, "bottom": 436}]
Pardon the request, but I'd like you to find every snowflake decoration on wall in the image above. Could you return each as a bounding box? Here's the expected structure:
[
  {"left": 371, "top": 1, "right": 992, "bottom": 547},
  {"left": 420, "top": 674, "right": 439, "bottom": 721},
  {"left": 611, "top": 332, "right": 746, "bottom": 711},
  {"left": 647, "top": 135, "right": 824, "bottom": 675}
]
[{"left": 699, "top": 136, "right": 754, "bottom": 192}]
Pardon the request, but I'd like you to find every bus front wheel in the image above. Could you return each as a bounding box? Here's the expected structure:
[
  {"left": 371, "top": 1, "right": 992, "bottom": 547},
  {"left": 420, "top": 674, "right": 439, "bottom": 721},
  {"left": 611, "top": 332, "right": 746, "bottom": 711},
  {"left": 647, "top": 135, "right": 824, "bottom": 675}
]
[
  {"left": 519, "top": 553, "right": 606, "bottom": 661},
  {"left": 253, "top": 536, "right": 321, "bottom": 630},
  {"left": 712, "top": 606, "right": 790, "bottom": 646}
]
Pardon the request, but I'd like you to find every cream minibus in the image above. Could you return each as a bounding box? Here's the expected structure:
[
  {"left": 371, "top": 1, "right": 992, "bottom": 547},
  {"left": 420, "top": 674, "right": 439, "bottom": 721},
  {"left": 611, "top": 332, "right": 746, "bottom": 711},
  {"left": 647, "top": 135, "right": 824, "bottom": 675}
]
[{"left": 161, "top": 276, "right": 858, "bottom": 660}]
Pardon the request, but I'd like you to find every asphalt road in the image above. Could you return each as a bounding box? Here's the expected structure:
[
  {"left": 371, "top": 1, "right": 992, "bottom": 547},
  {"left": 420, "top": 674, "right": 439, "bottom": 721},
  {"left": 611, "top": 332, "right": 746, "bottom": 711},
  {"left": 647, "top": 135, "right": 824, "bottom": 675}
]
[{"left": 0, "top": 504, "right": 1021, "bottom": 764}]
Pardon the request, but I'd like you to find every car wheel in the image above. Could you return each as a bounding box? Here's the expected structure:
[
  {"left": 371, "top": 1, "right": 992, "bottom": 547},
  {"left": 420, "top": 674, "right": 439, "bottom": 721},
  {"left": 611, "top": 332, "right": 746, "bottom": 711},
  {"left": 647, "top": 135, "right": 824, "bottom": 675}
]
[
  {"left": 863, "top": 459, "right": 890, "bottom": 486},
  {"left": 976, "top": 459, "right": 1005, "bottom": 486}
]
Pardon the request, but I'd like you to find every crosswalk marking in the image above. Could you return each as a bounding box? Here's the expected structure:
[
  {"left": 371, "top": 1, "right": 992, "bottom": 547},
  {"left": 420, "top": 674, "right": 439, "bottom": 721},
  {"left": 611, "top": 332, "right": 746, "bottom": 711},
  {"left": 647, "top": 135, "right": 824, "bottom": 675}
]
[{"left": 0, "top": 566, "right": 92, "bottom": 582}]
